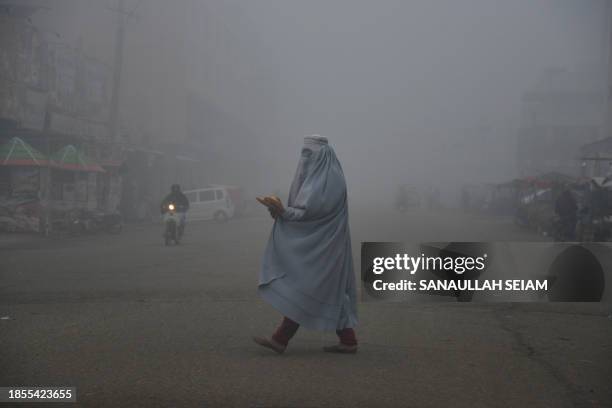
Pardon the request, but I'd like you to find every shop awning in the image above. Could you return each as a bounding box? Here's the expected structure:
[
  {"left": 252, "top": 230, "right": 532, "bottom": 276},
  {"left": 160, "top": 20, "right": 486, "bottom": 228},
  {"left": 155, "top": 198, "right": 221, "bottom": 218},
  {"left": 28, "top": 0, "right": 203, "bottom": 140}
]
[
  {"left": 51, "top": 145, "right": 105, "bottom": 172},
  {"left": 99, "top": 159, "right": 124, "bottom": 167},
  {"left": 0, "top": 137, "right": 49, "bottom": 166}
]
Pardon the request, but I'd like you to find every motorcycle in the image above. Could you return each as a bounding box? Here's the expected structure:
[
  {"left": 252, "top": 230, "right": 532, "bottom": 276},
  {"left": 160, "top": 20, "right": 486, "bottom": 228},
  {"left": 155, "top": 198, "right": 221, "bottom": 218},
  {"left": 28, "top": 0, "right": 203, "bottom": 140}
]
[
  {"left": 48, "top": 209, "right": 87, "bottom": 236},
  {"left": 163, "top": 203, "right": 183, "bottom": 245},
  {"left": 88, "top": 210, "right": 123, "bottom": 234},
  {"left": 72, "top": 209, "right": 123, "bottom": 235}
]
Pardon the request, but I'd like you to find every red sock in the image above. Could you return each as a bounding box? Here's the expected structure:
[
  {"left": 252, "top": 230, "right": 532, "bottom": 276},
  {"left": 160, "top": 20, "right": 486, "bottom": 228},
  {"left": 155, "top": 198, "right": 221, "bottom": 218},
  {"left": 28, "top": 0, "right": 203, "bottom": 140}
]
[
  {"left": 336, "top": 328, "right": 357, "bottom": 346},
  {"left": 272, "top": 317, "right": 300, "bottom": 346}
]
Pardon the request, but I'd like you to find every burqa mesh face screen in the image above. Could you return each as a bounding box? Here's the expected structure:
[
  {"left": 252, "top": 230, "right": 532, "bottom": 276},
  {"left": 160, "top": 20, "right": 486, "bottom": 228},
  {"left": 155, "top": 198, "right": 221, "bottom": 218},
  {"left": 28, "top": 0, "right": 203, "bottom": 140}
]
[{"left": 289, "top": 135, "right": 328, "bottom": 203}]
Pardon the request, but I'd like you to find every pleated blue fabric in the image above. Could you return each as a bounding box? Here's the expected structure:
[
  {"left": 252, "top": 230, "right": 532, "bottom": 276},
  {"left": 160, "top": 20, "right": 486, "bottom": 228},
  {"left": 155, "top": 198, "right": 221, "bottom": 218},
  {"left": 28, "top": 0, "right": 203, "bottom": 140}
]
[{"left": 259, "top": 139, "right": 358, "bottom": 331}]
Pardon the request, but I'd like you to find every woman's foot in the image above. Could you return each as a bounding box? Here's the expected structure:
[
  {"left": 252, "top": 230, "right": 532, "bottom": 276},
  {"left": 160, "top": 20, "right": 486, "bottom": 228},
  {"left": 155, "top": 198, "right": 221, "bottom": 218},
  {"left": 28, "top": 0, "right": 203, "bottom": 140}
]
[
  {"left": 252, "top": 336, "right": 286, "bottom": 354},
  {"left": 323, "top": 343, "right": 358, "bottom": 354}
]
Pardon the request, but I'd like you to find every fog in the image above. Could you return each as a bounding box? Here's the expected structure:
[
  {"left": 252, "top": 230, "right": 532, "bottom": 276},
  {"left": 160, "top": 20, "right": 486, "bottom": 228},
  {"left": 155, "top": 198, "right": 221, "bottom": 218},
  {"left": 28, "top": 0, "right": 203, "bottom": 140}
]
[
  {"left": 32, "top": 0, "right": 608, "bottom": 206},
  {"left": 5, "top": 6, "right": 612, "bottom": 402}
]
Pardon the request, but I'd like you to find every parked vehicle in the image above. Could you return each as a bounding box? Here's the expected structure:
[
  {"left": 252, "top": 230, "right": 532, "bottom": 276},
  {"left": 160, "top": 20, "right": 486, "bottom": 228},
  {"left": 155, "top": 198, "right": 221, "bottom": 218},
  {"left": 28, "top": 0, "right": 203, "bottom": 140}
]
[
  {"left": 222, "top": 185, "right": 246, "bottom": 217},
  {"left": 86, "top": 210, "right": 123, "bottom": 234},
  {"left": 48, "top": 209, "right": 122, "bottom": 236},
  {"left": 47, "top": 209, "right": 84, "bottom": 236},
  {"left": 183, "top": 186, "right": 235, "bottom": 222}
]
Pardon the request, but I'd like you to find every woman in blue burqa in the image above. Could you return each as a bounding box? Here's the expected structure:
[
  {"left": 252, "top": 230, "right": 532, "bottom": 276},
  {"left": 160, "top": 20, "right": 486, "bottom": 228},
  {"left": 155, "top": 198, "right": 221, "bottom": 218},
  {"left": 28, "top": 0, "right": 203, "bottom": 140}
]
[{"left": 253, "top": 135, "right": 358, "bottom": 354}]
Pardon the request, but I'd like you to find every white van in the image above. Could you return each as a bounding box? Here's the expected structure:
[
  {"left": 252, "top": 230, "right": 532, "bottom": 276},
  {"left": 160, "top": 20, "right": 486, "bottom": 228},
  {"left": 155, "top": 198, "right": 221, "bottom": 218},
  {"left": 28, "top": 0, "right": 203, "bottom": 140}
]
[{"left": 183, "top": 186, "right": 235, "bottom": 222}]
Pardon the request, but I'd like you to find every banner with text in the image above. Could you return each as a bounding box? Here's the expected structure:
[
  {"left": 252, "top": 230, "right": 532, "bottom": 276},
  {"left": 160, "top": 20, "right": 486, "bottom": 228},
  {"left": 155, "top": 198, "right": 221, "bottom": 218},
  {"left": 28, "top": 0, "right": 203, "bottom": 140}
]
[{"left": 361, "top": 242, "right": 610, "bottom": 302}]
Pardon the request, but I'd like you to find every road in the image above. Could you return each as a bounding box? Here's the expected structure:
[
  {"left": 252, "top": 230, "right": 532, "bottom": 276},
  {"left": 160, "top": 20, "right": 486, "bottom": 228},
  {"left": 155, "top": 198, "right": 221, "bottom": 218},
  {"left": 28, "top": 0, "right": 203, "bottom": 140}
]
[{"left": 1, "top": 208, "right": 611, "bottom": 407}]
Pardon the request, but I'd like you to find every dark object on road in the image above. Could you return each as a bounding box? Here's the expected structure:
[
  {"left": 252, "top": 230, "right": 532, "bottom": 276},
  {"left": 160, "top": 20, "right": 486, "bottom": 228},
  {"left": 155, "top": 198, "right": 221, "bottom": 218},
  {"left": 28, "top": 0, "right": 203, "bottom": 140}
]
[
  {"left": 435, "top": 242, "right": 490, "bottom": 302},
  {"left": 547, "top": 245, "right": 605, "bottom": 302}
]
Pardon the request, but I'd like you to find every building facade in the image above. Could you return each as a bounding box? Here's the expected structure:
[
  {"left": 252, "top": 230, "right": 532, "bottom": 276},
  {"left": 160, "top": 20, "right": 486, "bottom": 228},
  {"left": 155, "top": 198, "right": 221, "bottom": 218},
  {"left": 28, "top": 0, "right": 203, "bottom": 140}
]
[
  {"left": 0, "top": 3, "right": 121, "bottom": 232},
  {"left": 517, "top": 67, "right": 606, "bottom": 178}
]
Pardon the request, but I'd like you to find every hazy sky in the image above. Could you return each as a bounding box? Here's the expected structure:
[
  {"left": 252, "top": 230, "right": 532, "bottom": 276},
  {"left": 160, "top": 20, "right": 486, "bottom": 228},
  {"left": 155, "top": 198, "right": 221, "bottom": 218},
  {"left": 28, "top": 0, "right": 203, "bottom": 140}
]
[{"left": 32, "top": 0, "right": 608, "bottom": 197}]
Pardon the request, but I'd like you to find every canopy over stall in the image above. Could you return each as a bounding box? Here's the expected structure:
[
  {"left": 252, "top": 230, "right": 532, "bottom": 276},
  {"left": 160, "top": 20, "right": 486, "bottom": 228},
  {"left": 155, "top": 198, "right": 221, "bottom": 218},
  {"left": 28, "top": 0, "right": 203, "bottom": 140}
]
[
  {"left": 0, "top": 137, "right": 49, "bottom": 166},
  {"left": 51, "top": 145, "right": 105, "bottom": 172}
]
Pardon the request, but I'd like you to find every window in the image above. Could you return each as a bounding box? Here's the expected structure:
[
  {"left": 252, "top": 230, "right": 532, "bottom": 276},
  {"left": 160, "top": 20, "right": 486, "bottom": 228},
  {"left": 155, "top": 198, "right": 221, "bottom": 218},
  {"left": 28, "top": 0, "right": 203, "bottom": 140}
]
[
  {"left": 215, "top": 190, "right": 224, "bottom": 200},
  {"left": 185, "top": 192, "right": 197, "bottom": 202},
  {"left": 199, "top": 190, "right": 215, "bottom": 202}
]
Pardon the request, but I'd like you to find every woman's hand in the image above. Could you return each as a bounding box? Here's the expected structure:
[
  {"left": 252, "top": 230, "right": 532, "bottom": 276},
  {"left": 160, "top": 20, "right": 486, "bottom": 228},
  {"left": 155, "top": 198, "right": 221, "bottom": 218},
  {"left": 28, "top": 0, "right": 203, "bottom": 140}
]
[
  {"left": 267, "top": 196, "right": 285, "bottom": 216},
  {"left": 257, "top": 196, "right": 285, "bottom": 219}
]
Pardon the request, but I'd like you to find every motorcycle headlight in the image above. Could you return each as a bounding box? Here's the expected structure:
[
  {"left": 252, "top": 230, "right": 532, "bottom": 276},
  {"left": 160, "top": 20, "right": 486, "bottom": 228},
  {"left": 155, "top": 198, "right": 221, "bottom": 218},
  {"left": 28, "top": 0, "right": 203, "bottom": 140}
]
[{"left": 168, "top": 204, "right": 175, "bottom": 211}]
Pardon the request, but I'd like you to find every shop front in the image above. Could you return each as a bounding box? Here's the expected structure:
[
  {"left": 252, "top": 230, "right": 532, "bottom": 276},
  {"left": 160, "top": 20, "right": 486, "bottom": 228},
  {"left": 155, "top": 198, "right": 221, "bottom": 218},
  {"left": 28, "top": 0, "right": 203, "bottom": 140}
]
[
  {"left": 0, "top": 137, "right": 49, "bottom": 232},
  {"left": 46, "top": 144, "right": 105, "bottom": 229}
]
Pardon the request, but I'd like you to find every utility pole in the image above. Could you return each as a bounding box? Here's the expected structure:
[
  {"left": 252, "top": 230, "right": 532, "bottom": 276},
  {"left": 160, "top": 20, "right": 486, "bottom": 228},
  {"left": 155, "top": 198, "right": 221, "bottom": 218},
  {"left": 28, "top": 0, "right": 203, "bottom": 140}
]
[{"left": 109, "top": 0, "right": 126, "bottom": 140}]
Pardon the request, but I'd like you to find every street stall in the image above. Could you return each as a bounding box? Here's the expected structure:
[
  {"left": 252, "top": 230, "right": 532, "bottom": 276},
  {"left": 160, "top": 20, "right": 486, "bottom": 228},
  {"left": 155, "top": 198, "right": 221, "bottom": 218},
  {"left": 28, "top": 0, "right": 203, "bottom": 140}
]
[
  {"left": 514, "top": 172, "right": 580, "bottom": 237},
  {"left": 49, "top": 144, "right": 105, "bottom": 203},
  {"left": 47, "top": 145, "right": 105, "bottom": 232},
  {"left": 576, "top": 177, "right": 612, "bottom": 241},
  {"left": 0, "top": 137, "right": 49, "bottom": 232}
]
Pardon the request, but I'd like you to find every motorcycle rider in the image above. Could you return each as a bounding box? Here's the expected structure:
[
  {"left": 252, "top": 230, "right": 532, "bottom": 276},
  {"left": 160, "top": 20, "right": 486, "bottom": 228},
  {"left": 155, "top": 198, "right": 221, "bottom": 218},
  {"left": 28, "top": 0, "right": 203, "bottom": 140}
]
[{"left": 161, "top": 184, "right": 190, "bottom": 237}]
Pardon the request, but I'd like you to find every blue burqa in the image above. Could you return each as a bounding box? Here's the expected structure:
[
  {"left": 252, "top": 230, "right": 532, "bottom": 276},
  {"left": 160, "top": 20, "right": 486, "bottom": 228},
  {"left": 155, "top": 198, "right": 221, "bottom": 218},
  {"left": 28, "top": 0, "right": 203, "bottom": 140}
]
[{"left": 259, "top": 137, "right": 358, "bottom": 331}]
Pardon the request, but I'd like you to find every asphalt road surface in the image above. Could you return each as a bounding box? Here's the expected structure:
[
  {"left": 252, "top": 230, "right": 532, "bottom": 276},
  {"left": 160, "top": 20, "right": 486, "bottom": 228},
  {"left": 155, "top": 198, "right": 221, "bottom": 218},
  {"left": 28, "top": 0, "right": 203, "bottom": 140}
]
[{"left": 1, "top": 207, "right": 611, "bottom": 407}]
